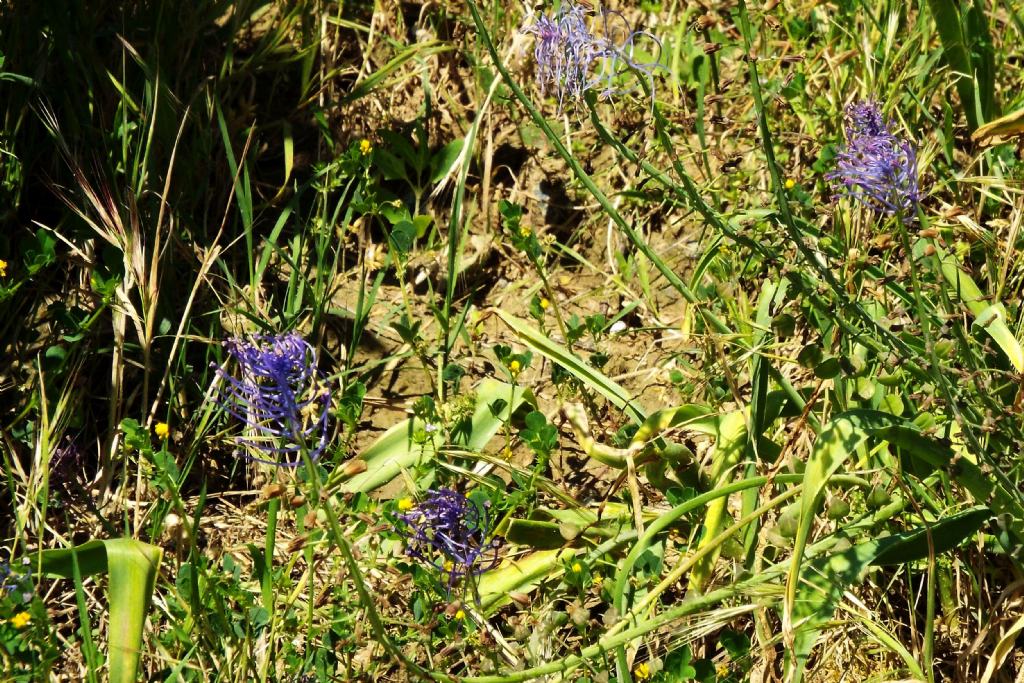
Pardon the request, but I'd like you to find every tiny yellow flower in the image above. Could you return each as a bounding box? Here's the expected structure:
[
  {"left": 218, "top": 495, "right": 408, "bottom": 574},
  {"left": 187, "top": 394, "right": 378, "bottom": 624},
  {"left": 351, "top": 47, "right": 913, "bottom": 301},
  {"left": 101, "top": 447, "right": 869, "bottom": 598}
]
[
  {"left": 634, "top": 662, "right": 651, "bottom": 680},
  {"left": 539, "top": 297, "right": 550, "bottom": 310},
  {"left": 784, "top": 178, "right": 796, "bottom": 190},
  {"left": 397, "top": 497, "right": 414, "bottom": 511},
  {"left": 0, "top": 259, "right": 7, "bottom": 277},
  {"left": 508, "top": 359, "right": 521, "bottom": 375},
  {"left": 9, "top": 612, "right": 30, "bottom": 629},
  {"left": 454, "top": 608, "right": 466, "bottom": 620},
  {"left": 518, "top": 225, "right": 531, "bottom": 238},
  {"left": 571, "top": 562, "right": 582, "bottom": 573},
  {"left": 359, "top": 139, "right": 372, "bottom": 156},
  {"left": 154, "top": 422, "right": 170, "bottom": 439},
  {"left": 592, "top": 573, "right": 603, "bottom": 585},
  {"left": 443, "top": 560, "right": 454, "bottom": 572}
]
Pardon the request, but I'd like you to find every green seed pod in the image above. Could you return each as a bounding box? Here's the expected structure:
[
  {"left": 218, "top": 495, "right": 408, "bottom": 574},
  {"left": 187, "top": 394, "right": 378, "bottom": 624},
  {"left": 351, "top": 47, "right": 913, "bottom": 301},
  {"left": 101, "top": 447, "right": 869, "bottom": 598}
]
[
  {"left": 766, "top": 526, "right": 792, "bottom": 548},
  {"left": 866, "top": 485, "right": 891, "bottom": 510},
  {"left": 934, "top": 339, "right": 956, "bottom": 358},
  {"left": 778, "top": 511, "right": 800, "bottom": 538},
  {"left": 827, "top": 498, "right": 850, "bottom": 520},
  {"left": 876, "top": 369, "right": 903, "bottom": 387},
  {"left": 721, "top": 537, "right": 745, "bottom": 560}
]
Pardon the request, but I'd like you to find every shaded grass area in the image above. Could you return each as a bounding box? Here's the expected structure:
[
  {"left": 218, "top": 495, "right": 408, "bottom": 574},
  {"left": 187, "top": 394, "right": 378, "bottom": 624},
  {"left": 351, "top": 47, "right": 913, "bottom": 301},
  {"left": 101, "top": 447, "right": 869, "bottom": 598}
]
[{"left": 1, "top": 0, "right": 1024, "bottom": 680}]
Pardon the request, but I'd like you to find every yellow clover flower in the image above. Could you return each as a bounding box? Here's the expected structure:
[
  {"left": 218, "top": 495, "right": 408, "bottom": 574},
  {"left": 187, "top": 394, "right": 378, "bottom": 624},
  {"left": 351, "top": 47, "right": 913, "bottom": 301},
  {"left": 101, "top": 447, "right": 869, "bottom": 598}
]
[
  {"left": 9, "top": 612, "right": 30, "bottom": 629},
  {"left": 154, "top": 422, "right": 170, "bottom": 439}
]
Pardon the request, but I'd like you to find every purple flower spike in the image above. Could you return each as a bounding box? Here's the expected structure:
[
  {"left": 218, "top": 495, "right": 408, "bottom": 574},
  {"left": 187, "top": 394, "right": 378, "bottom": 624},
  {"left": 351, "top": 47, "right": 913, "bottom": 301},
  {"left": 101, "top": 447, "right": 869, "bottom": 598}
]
[
  {"left": 844, "top": 100, "right": 890, "bottom": 137},
  {"left": 213, "top": 333, "right": 331, "bottom": 467},
  {"left": 523, "top": 2, "right": 664, "bottom": 111},
  {"left": 397, "top": 489, "right": 500, "bottom": 589},
  {"left": 828, "top": 101, "right": 920, "bottom": 220}
]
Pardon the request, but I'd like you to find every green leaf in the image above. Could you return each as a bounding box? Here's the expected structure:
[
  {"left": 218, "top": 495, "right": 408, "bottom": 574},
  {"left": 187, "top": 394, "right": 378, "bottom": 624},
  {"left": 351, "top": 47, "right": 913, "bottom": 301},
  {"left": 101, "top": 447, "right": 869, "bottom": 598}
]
[
  {"left": 926, "top": 0, "right": 985, "bottom": 129},
  {"left": 430, "top": 139, "right": 465, "bottom": 183},
  {"left": 503, "top": 519, "right": 571, "bottom": 550},
  {"left": 787, "top": 507, "right": 988, "bottom": 680},
  {"left": 495, "top": 308, "right": 645, "bottom": 423},
  {"left": 373, "top": 147, "right": 408, "bottom": 181},
  {"left": 337, "top": 378, "right": 533, "bottom": 493},
  {"left": 786, "top": 537, "right": 888, "bottom": 680},
  {"left": 688, "top": 409, "right": 748, "bottom": 592},
  {"left": 871, "top": 506, "right": 990, "bottom": 565},
  {"left": 785, "top": 411, "right": 899, "bottom": 655},
  {"left": 390, "top": 220, "right": 416, "bottom": 254},
  {"left": 477, "top": 548, "right": 574, "bottom": 612},
  {"left": 39, "top": 538, "right": 163, "bottom": 683}
]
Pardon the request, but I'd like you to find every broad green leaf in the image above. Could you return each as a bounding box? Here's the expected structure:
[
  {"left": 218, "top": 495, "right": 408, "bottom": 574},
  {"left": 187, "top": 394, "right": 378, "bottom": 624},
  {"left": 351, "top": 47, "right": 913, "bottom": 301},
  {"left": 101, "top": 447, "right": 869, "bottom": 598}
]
[
  {"left": 495, "top": 308, "right": 645, "bottom": 423},
  {"left": 104, "top": 539, "right": 163, "bottom": 683},
  {"left": 786, "top": 537, "right": 888, "bottom": 681},
  {"left": 430, "top": 139, "right": 465, "bottom": 183},
  {"left": 338, "top": 378, "right": 532, "bottom": 493},
  {"left": 687, "top": 410, "right": 748, "bottom": 592},
  {"left": 787, "top": 507, "right": 988, "bottom": 681},
  {"left": 784, "top": 411, "right": 899, "bottom": 644},
  {"left": 973, "top": 304, "right": 1024, "bottom": 372},
  {"left": 477, "top": 548, "right": 574, "bottom": 612},
  {"left": 926, "top": 0, "right": 985, "bottom": 130},
  {"left": 39, "top": 538, "right": 163, "bottom": 683},
  {"left": 871, "top": 506, "right": 990, "bottom": 565},
  {"left": 927, "top": 241, "right": 1023, "bottom": 372},
  {"left": 873, "top": 424, "right": 1024, "bottom": 547},
  {"left": 502, "top": 519, "right": 571, "bottom": 549}
]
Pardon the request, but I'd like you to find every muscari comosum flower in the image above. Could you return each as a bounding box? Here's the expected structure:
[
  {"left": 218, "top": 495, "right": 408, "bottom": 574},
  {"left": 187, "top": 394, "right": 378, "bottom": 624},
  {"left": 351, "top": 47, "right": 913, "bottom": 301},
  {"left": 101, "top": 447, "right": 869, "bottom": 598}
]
[
  {"left": 396, "top": 488, "right": 500, "bottom": 589},
  {"left": 212, "top": 333, "right": 331, "bottom": 467},
  {"left": 828, "top": 100, "right": 920, "bottom": 220},
  {"left": 523, "top": 1, "right": 664, "bottom": 111}
]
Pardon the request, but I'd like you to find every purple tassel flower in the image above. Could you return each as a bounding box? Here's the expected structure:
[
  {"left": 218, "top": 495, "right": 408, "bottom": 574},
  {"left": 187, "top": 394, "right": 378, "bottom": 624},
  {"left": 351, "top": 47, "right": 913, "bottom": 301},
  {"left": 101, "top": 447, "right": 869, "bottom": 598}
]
[
  {"left": 396, "top": 489, "right": 500, "bottom": 588},
  {"left": 828, "top": 101, "right": 920, "bottom": 220},
  {"left": 845, "top": 99, "right": 890, "bottom": 137},
  {"left": 523, "top": 2, "right": 663, "bottom": 111},
  {"left": 213, "top": 333, "right": 331, "bottom": 467}
]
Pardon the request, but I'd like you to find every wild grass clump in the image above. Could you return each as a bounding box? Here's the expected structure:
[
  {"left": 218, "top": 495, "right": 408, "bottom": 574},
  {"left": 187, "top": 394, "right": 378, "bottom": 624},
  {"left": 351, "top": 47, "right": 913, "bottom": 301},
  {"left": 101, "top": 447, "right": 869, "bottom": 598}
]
[{"left": 1, "top": 0, "right": 1024, "bottom": 681}]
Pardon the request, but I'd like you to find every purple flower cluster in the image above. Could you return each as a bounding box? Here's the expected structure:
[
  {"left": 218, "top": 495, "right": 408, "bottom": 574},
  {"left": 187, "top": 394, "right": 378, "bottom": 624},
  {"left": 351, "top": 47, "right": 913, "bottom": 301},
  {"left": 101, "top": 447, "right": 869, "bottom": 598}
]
[
  {"left": 828, "top": 100, "right": 920, "bottom": 220},
  {"left": 523, "top": 2, "right": 663, "bottom": 111},
  {"left": 213, "top": 333, "right": 331, "bottom": 467},
  {"left": 397, "top": 489, "right": 500, "bottom": 588}
]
